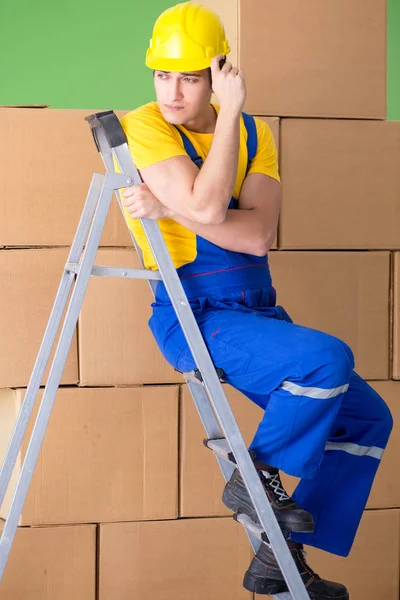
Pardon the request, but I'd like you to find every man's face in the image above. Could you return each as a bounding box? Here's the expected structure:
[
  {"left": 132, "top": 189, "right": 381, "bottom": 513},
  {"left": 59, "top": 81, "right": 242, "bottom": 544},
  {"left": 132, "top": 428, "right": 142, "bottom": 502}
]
[{"left": 154, "top": 68, "right": 212, "bottom": 125}]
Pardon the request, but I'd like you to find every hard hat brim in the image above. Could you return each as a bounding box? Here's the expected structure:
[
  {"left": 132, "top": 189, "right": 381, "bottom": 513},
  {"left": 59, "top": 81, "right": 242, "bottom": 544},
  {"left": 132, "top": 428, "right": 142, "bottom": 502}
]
[{"left": 146, "top": 53, "right": 222, "bottom": 73}]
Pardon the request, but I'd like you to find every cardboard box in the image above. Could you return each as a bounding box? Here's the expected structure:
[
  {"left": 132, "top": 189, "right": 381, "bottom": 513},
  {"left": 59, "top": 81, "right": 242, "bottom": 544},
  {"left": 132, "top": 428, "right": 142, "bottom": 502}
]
[
  {"left": 240, "top": 0, "right": 386, "bottom": 119},
  {"left": 200, "top": 0, "right": 238, "bottom": 107},
  {"left": 0, "top": 106, "right": 278, "bottom": 250},
  {"left": 394, "top": 253, "right": 400, "bottom": 379},
  {"left": 180, "top": 253, "right": 391, "bottom": 514},
  {"left": 279, "top": 119, "right": 400, "bottom": 249},
  {"left": 0, "top": 248, "right": 78, "bottom": 388},
  {"left": 0, "top": 107, "right": 130, "bottom": 246},
  {"left": 269, "top": 251, "right": 390, "bottom": 379},
  {"left": 98, "top": 517, "right": 252, "bottom": 600},
  {"left": 0, "top": 385, "right": 179, "bottom": 525},
  {"left": 78, "top": 248, "right": 183, "bottom": 386},
  {"left": 181, "top": 379, "right": 398, "bottom": 518},
  {"left": 0, "top": 523, "right": 95, "bottom": 600},
  {"left": 99, "top": 513, "right": 398, "bottom": 600},
  {"left": 259, "top": 116, "right": 280, "bottom": 250},
  {"left": 199, "top": 0, "right": 238, "bottom": 67},
  {"left": 261, "top": 116, "right": 279, "bottom": 153},
  {"left": 307, "top": 510, "right": 399, "bottom": 600},
  {"left": 366, "top": 382, "right": 400, "bottom": 508}
]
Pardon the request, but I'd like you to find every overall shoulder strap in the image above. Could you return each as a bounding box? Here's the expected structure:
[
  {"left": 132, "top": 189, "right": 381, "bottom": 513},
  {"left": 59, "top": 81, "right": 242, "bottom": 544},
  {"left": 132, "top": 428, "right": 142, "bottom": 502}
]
[
  {"left": 175, "top": 114, "right": 258, "bottom": 173},
  {"left": 174, "top": 127, "right": 203, "bottom": 168},
  {"left": 242, "top": 111, "right": 258, "bottom": 173}
]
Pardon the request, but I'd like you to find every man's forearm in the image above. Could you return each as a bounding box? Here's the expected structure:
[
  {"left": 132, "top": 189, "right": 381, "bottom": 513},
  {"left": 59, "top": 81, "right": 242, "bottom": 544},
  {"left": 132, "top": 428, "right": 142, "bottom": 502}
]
[
  {"left": 190, "top": 108, "right": 241, "bottom": 223},
  {"left": 169, "top": 207, "right": 276, "bottom": 256}
]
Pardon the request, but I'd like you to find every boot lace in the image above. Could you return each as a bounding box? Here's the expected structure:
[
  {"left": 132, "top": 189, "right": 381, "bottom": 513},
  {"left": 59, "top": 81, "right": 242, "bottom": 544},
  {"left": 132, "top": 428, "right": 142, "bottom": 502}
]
[{"left": 261, "top": 470, "right": 291, "bottom": 502}]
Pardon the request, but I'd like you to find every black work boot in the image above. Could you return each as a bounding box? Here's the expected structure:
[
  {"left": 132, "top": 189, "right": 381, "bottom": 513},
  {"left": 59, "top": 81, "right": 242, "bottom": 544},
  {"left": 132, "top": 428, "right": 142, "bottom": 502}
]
[
  {"left": 243, "top": 540, "right": 349, "bottom": 599},
  {"left": 222, "top": 458, "right": 314, "bottom": 535}
]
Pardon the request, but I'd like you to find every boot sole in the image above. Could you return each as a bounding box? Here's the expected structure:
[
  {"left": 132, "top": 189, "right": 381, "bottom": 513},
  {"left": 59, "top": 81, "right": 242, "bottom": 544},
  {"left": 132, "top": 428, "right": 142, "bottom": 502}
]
[
  {"left": 243, "top": 571, "right": 287, "bottom": 595},
  {"left": 222, "top": 489, "right": 315, "bottom": 534},
  {"left": 243, "top": 571, "right": 350, "bottom": 599}
]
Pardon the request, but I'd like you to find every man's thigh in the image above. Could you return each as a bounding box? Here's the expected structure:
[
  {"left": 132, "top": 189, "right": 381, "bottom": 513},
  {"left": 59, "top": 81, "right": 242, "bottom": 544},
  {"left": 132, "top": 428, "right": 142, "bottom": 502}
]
[{"left": 177, "top": 308, "right": 353, "bottom": 395}]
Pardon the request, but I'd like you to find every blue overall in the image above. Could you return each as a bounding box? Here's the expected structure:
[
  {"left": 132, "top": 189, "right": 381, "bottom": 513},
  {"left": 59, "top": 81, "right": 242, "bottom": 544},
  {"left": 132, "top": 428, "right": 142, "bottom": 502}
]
[{"left": 148, "top": 113, "right": 393, "bottom": 557}]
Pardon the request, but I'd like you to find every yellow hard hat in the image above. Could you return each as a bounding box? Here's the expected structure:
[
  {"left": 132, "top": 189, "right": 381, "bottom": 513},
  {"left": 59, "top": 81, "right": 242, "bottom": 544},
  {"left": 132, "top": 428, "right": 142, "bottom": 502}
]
[{"left": 146, "top": 1, "right": 230, "bottom": 72}]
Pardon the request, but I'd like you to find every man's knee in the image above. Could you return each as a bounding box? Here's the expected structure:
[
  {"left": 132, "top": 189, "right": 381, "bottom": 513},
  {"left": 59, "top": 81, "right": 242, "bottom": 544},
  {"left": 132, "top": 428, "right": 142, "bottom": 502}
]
[
  {"left": 306, "top": 331, "right": 354, "bottom": 387},
  {"left": 377, "top": 397, "right": 393, "bottom": 438}
]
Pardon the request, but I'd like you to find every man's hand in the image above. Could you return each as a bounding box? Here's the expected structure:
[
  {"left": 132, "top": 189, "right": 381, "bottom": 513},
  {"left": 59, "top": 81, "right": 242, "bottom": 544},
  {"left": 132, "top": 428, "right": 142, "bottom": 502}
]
[
  {"left": 122, "top": 183, "right": 173, "bottom": 220},
  {"left": 211, "top": 54, "right": 246, "bottom": 116}
]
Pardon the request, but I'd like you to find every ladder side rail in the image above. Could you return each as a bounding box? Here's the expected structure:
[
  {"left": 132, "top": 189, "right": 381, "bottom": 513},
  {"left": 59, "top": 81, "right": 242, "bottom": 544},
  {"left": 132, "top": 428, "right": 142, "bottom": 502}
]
[
  {"left": 0, "top": 172, "right": 130, "bottom": 581},
  {"left": 0, "top": 172, "right": 105, "bottom": 514},
  {"left": 88, "top": 117, "right": 156, "bottom": 295}
]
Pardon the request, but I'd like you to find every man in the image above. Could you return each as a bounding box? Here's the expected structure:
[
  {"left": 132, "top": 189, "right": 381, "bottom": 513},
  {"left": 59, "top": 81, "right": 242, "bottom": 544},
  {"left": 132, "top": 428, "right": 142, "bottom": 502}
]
[{"left": 119, "top": 2, "right": 392, "bottom": 598}]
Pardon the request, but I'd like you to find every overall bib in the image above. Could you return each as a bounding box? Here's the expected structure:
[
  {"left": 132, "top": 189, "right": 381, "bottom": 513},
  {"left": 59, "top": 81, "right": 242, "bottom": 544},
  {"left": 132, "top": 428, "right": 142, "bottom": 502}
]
[{"left": 148, "top": 112, "right": 393, "bottom": 557}]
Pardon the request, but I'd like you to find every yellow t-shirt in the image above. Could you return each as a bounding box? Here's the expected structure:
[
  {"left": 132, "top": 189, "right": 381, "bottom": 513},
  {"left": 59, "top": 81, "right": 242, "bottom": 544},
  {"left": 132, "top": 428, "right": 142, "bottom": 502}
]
[{"left": 119, "top": 102, "right": 280, "bottom": 270}]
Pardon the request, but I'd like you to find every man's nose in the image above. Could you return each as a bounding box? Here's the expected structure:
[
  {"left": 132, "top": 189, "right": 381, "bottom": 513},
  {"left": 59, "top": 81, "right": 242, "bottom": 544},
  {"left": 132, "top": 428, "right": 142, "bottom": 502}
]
[{"left": 170, "top": 79, "right": 184, "bottom": 101}]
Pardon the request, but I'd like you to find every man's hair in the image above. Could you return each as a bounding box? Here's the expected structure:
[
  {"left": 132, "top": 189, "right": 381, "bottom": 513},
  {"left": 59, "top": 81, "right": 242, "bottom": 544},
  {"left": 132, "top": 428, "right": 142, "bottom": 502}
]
[{"left": 153, "top": 68, "right": 212, "bottom": 87}]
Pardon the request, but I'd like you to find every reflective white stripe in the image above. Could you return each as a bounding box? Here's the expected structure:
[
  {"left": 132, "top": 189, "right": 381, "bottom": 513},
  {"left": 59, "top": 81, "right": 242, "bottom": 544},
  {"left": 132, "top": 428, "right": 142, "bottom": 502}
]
[
  {"left": 281, "top": 381, "right": 349, "bottom": 400},
  {"left": 325, "top": 442, "right": 384, "bottom": 460}
]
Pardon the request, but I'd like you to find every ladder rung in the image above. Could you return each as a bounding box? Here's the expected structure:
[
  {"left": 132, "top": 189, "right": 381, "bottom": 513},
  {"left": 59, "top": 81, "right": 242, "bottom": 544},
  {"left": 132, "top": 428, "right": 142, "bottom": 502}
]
[
  {"left": 183, "top": 371, "right": 205, "bottom": 385},
  {"left": 192, "top": 367, "right": 224, "bottom": 382},
  {"left": 64, "top": 262, "right": 162, "bottom": 280},
  {"left": 234, "top": 513, "right": 270, "bottom": 544},
  {"left": 179, "top": 368, "right": 225, "bottom": 386},
  {"left": 203, "top": 437, "right": 234, "bottom": 462}
]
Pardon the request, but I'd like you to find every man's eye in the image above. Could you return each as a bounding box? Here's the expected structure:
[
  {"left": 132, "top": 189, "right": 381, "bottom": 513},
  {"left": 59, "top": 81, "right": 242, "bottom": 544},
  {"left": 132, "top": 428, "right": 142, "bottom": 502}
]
[{"left": 184, "top": 78, "right": 197, "bottom": 83}]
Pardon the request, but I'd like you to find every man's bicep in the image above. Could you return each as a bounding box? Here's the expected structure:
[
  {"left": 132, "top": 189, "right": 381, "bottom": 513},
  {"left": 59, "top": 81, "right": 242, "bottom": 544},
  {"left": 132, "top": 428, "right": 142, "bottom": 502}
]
[
  {"left": 239, "top": 173, "right": 281, "bottom": 213},
  {"left": 239, "top": 173, "right": 281, "bottom": 250},
  {"left": 139, "top": 156, "right": 200, "bottom": 218}
]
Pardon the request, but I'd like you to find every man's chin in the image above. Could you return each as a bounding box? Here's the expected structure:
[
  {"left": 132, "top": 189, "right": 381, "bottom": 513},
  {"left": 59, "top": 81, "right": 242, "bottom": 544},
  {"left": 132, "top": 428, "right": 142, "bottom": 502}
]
[{"left": 160, "top": 108, "right": 187, "bottom": 125}]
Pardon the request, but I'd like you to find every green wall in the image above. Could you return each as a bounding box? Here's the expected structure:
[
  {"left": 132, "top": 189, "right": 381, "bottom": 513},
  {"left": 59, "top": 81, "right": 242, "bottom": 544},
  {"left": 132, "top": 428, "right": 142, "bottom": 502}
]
[
  {"left": 0, "top": 0, "right": 399, "bottom": 117},
  {"left": 0, "top": 0, "right": 174, "bottom": 110}
]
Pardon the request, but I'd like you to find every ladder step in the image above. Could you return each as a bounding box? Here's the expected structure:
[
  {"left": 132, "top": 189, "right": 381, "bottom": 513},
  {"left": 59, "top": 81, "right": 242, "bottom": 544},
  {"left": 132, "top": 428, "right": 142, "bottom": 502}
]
[
  {"left": 204, "top": 439, "right": 271, "bottom": 543},
  {"left": 203, "top": 437, "right": 235, "bottom": 463},
  {"left": 176, "top": 367, "right": 225, "bottom": 386},
  {"left": 183, "top": 370, "right": 206, "bottom": 386},
  {"left": 204, "top": 437, "right": 257, "bottom": 466},
  {"left": 193, "top": 367, "right": 224, "bottom": 382},
  {"left": 234, "top": 513, "right": 270, "bottom": 544}
]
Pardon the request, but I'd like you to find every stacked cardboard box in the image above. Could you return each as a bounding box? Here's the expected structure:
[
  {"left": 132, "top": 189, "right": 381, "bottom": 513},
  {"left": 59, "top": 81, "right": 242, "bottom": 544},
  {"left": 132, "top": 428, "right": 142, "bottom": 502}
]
[
  {"left": 0, "top": 523, "right": 96, "bottom": 600},
  {"left": 0, "top": 107, "right": 130, "bottom": 247},
  {"left": 0, "top": 386, "right": 179, "bottom": 526},
  {"left": 241, "top": 0, "right": 386, "bottom": 119},
  {"left": 1, "top": 0, "right": 399, "bottom": 597}
]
